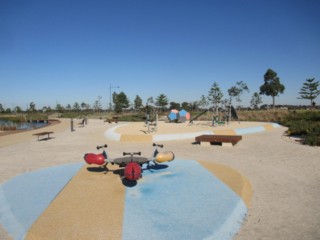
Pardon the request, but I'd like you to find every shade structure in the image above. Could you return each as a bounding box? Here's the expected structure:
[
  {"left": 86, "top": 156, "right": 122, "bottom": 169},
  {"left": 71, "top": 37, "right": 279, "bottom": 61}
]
[
  {"left": 168, "top": 109, "right": 179, "bottom": 121},
  {"left": 179, "top": 109, "right": 190, "bottom": 122}
]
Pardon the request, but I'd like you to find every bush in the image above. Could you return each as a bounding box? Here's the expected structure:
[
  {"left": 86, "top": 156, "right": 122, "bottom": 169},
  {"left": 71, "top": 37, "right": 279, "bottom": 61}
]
[
  {"left": 280, "top": 111, "right": 320, "bottom": 146},
  {"left": 118, "top": 114, "right": 145, "bottom": 122}
]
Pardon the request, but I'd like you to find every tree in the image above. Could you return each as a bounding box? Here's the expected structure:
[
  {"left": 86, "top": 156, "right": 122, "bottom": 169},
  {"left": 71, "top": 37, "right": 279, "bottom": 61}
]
[
  {"left": 41, "top": 106, "right": 48, "bottom": 113},
  {"left": 66, "top": 104, "right": 72, "bottom": 112},
  {"left": 208, "top": 82, "right": 224, "bottom": 117},
  {"left": 228, "top": 81, "right": 249, "bottom": 110},
  {"left": 0, "top": 103, "right": 5, "bottom": 113},
  {"left": 169, "top": 102, "right": 180, "bottom": 110},
  {"left": 155, "top": 94, "right": 169, "bottom": 112},
  {"left": 134, "top": 95, "right": 143, "bottom": 110},
  {"left": 73, "top": 102, "right": 81, "bottom": 112},
  {"left": 29, "top": 102, "right": 36, "bottom": 112},
  {"left": 14, "top": 106, "right": 22, "bottom": 113},
  {"left": 114, "top": 92, "right": 129, "bottom": 113},
  {"left": 260, "top": 69, "right": 285, "bottom": 110},
  {"left": 189, "top": 101, "right": 199, "bottom": 111},
  {"left": 199, "top": 95, "right": 208, "bottom": 110},
  {"left": 228, "top": 86, "right": 239, "bottom": 101},
  {"left": 55, "top": 104, "right": 64, "bottom": 113},
  {"left": 250, "top": 92, "right": 263, "bottom": 110},
  {"left": 93, "top": 96, "right": 102, "bottom": 113},
  {"left": 298, "top": 78, "right": 320, "bottom": 107},
  {"left": 81, "top": 102, "right": 90, "bottom": 111},
  {"left": 181, "top": 102, "right": 190, "bottom": 111}
]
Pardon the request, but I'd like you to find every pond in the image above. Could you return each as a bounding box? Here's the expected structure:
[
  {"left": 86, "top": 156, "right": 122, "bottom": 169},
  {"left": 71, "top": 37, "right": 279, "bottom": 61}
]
[{"left": 0, "top": 120, "right": 49, "bottom": 130}]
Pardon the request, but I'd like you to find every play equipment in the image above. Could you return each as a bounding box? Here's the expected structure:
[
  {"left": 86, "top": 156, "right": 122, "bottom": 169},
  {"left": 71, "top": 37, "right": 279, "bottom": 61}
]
[
  {"left": 144, "top": 105, "right": 158, "bottom": 133},
  {"left": 168, "top": 109, "right": 190, "bottom": 123},
  {"left": 122, "top": 152, "right": 143, "bottom": 180},
  {"left": 83, "top": 144, "right": 108, "bottom": 166},
  {"left": 83, "top": 143, "right": 174, "bottom": 182},
  {"left": 178, "top": 109, "right": 190, "bottom": 122},
  {"left": 168, "top": 109, "right": 179, "bottom": 122},
  {"left": 231, "top": 105, "right": 239, "bottom": 122},
  {"left": 189, "top": 99, "right": 240, "bottom": 127},
  {"left": 189, "top": 109, "right": 208, "bottom": 124}
]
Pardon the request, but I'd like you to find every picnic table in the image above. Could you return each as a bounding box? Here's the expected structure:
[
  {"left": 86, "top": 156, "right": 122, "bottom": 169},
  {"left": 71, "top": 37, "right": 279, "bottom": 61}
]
[{"left": 32, "top": 132, "right": 54, "bottom": 141}]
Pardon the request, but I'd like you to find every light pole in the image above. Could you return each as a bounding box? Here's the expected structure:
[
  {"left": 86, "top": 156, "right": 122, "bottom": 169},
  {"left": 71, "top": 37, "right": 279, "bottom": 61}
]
[{"left": 109, "top": 84, "right": 119, "bottom": 111}]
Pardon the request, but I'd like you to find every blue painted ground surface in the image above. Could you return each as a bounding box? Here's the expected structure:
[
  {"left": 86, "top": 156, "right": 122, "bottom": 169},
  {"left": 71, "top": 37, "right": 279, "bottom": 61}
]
[
  {"left": 123, "top": 160, "right": 247, "bottom": 240},
  {"left": 0, "top": 163, "right": 83, "bottom": 240},
  {"left": 0, "top": 161, "right": 247, "bottom": 240}
]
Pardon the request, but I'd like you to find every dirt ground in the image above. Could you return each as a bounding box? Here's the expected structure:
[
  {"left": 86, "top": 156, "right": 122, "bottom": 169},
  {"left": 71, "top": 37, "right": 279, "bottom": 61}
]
[{"left": 0, "top": 119, "right": 319, "bottom": 240}]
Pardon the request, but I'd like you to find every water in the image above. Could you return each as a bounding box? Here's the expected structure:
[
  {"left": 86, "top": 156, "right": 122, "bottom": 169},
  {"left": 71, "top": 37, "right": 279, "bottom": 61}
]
[{"left": 0, "top": 120, "right": 49, "bottom": 130}]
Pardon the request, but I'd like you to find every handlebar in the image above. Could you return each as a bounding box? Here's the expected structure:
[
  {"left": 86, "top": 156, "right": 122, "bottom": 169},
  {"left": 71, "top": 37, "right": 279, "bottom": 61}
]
[
  {"left": 152, "top": 143, "right": 163, "bottom": 148},
  {"left": 97, "top": 144, "right": 108, "bottom": 150}
]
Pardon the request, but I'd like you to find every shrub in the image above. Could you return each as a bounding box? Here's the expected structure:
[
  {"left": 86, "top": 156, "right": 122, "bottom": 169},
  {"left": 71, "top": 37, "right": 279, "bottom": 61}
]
[{"left": 280, "top": 111, "right": 320, "bottom": 146}]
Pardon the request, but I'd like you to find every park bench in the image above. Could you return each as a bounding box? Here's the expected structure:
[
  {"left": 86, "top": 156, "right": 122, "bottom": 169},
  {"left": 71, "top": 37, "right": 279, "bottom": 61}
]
[
  {"left": 33, "top": 131, "right": 54, "bottom": 141},
  {"left": 195, "top": 134, "right": 242, "bottom": 146}
]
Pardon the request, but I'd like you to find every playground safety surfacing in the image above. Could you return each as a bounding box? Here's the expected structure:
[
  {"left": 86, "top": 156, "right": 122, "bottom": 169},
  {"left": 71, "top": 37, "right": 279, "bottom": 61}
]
[
  {"left": 0, "top": 160, "right": 252, "bottom": 240},
  {"left": 105, "top": 121, "right": 281, "bottom": 142}
]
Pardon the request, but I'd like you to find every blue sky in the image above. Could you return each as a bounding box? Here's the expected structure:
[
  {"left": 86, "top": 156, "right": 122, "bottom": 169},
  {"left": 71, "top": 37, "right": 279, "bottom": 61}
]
[{"left": 1, "top": 0, "right": 319, "bottom": 110}]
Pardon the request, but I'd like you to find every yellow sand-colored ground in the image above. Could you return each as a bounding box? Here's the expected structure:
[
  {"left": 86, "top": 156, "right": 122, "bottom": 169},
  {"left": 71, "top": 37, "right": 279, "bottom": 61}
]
[
  {"left": 1, "top": 119, "right": 319, "bottom": 240},
  {"left": 115, "top": 121, "right": 266, "bottom": 135}
]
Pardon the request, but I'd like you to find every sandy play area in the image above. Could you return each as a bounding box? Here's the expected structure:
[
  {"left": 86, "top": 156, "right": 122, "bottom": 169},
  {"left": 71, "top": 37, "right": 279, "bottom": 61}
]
[{"left": 0, "top": 119, "right": 319, "bottom": 239}]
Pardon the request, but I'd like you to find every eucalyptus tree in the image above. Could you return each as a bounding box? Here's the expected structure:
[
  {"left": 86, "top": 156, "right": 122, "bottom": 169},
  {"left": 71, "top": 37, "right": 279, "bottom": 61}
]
[
  {"left": 93, "top": 96, "right": 102, "bottom": 113},
  {"left": 55, "top": 104, "right": 64, "bottom": 113},
  {"left": 169, "top": 102, "right": 180, "bottom": 110},
  {"left": 199, "top": 95, "right": 208, "bottom": 110},
  {"left": 114, "top": 92, "right": 129, "bottom": 113},
  {"left": 81, "top": 102, "right": 90, "bottom": 111},
  {"left": 260, "top": 69, "right": 285, "bottom": 110},
  {"left": 73, "top": 102, "right": 81, "bottom": 112},
  {"left": 14, "top": 106, "right": 22, "bottom": 113},
  {"left": 134, "top": 95, "right": 143, "bottom": 110},
  {"left": 66, "top": 104, "right": 72, "bottom": 112},
  {"left": 188, "top": 101, "right": 199, "bottom": 111},
  {"left": 28, "top": 102, "right": 36, "bottom": 112},
  {"left": 0, "top": 103, "right": 4, "bottom": 113},
  {"left": 250, "top": 92, "right": 263, "bottom": 110},
  {"left": 181, "top": 101, "right": 190, "bottom": 111},
  {"left": 228, "top": 81, "right": 249, "bottom": 110},
  {"left": 146, "top": 97, "right": 154, "bottom": 106}
]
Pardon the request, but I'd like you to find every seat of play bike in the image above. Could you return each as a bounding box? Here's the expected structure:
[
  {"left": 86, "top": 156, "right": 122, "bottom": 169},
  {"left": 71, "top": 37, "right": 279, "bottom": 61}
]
[
  {"left": 155, "top": 151, "right": 175, "bottom": 163},
  {"left": 114, "top": 156, "right": 149, "bottom": 165}
]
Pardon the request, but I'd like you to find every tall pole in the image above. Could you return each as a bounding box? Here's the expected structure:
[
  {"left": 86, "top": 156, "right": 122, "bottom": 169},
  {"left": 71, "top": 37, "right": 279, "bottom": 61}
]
[{"left": 109, "top": 84, "right": 119, "bottom": 111}]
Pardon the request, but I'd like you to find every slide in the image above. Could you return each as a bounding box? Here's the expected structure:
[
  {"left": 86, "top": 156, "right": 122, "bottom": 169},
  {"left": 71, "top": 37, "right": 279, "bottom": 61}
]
[{"left": 189, "top": 109, "right": 208, "bottom": 123}]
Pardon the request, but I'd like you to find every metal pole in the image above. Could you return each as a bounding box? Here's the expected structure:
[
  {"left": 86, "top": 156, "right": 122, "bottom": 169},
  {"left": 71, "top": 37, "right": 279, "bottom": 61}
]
[
  {"left": 109, "top": 84, "right": 112, "bottom": 111},
  {"left": 70, "top": 118, "right": 74, "bottom": 132}
]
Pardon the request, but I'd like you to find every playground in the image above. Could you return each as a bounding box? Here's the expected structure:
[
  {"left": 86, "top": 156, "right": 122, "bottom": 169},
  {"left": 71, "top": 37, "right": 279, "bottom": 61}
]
[
  {"left": 106, "top": 120, "right": 280, "bottom": 142},
  {"left": 0, "top": 119, "right": 319, "bottom": 240}
]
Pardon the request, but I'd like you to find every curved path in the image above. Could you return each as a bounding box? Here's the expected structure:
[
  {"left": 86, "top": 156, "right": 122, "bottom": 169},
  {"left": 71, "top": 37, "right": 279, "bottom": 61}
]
[{"left": 105, "top": 121, "right": 280, "bottom": 142}]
